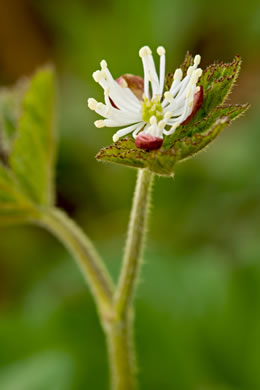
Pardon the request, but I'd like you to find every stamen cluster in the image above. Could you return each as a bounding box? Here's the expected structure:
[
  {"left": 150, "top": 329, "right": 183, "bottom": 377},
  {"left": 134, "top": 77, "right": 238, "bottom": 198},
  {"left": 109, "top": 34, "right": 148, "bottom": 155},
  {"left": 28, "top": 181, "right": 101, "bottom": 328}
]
[{"left": 88, "top": 46, "right": 203, "bottom": 150}]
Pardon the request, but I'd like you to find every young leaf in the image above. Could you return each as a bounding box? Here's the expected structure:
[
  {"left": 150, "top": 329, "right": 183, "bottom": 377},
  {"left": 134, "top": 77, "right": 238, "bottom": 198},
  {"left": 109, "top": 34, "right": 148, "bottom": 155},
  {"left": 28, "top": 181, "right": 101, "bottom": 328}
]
[
  {"left": 9, "top": 68, "right": 56, "bottom": 206},
  {"left": 0, "top": 79, "right": 28, "bottom": 141},
  {"left": 199, "top": 56, "right": 241, "bottom": 116},
  {"left": 0, "top": 162, "right": 36, "bottom": 225},
  {"left": 0, "top": 80, "right": 29, "bottom": 164}
]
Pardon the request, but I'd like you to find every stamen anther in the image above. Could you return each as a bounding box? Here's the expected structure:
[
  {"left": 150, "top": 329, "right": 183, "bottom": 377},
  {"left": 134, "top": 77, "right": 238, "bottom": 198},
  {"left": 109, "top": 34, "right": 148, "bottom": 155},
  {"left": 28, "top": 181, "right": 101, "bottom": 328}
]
[
  {"left": 195, "top": 68, "right": 202, "bottom": 78},
  {"left": 100, "top": 60, "right": 107, "bottom": 69},
  {"left": 174, "top": 68, "right": 183, "bottom": 81},
  {"left": 113, "top": 134, "right": 119, "bottom": 142},
  {"left": 88, "top": 98, "right": 98, "bottom": 110},
  {"left": 139, "top": 46, "right": 152, "bottom": 58},
  {"left": 95, "top": 120, "right": 105, "bottom": 128},
  {"left": 93, "top": 70, "right": 105, "bottom": 82},
  {"left": 157, "top": 46, "right": 166, "bottom": 56},
  {"left": 194, "top": 55, "right": 201, "bottom": 66}
]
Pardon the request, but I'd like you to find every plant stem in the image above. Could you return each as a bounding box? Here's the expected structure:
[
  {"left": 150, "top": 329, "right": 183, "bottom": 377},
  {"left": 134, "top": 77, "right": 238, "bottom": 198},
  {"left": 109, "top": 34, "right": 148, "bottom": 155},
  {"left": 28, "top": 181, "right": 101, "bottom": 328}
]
[
  {"left": 37, "top": 208, "right": 114, "bottom": 315},
  {"left": 105, "top": 311, "right": 137, "bottom": 390},
  {"left": 115, "top": 168, "right": 154, "bottom": 318},
  {"left": 104, "top": 168, "right": 153, "bottom": 390}
]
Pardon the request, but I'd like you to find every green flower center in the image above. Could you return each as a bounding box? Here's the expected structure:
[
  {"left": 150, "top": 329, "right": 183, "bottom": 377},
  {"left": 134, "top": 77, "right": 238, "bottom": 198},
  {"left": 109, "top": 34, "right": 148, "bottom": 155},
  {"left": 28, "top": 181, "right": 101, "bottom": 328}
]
[{"left": 142, "top": 97, "right": 164, "bottom": 123}]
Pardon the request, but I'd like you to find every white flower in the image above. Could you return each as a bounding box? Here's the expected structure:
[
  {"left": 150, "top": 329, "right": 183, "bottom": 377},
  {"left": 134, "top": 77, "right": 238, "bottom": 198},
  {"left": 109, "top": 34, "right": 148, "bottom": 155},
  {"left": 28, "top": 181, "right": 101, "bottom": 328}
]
[{"left": 88, "top": 46, "right": 202, "bottom": 148}]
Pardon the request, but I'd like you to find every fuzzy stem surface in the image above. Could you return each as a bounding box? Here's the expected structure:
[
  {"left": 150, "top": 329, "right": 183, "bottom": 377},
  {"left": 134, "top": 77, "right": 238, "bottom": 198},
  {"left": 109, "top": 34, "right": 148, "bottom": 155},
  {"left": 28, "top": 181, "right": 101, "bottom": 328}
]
[
  {"left": 105, "top": 311, "right": 137, "bottom": 390},
  {"left": 105, "top": 168, "right": 153, "bottom": 390},
  {"left": 115, "top": 168, "right": 154, "bottom": 317}
]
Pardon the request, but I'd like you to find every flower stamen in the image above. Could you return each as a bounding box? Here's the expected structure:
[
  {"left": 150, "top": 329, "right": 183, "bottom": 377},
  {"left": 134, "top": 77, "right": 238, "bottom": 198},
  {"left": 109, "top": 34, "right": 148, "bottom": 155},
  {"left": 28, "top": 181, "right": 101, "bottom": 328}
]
[{"left": 89, "top": 46, "right": 203, "bottom": 150}]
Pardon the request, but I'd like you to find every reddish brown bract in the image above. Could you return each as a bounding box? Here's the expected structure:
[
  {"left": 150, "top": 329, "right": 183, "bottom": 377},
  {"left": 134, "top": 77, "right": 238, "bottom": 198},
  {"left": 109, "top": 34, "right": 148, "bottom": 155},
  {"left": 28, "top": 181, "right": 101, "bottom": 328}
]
[
  {"left": 182, "top": 86, "right": 203, "bottom": 125},
  {"left": 135, "top": 134, "right": 163, "bottom": 150},
  {"left": 117, "top": 74, "right": 144, "bottom": 101}
]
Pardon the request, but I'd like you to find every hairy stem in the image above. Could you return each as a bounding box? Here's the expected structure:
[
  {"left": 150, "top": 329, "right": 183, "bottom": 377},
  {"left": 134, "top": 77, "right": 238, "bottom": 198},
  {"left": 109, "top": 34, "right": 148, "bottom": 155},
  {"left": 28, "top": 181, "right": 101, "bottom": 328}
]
[
  {"left": 37, "top": 208, "right": 114, "bottom": 315},
  {"left": 104, "top": 168, "right": 153, "bottom": 390},
  {"left": 105, "top": 311, "right": 137, "bottom": 390},
  {"left": 115, "top": 168, "right": 154, "bottom": 317}
]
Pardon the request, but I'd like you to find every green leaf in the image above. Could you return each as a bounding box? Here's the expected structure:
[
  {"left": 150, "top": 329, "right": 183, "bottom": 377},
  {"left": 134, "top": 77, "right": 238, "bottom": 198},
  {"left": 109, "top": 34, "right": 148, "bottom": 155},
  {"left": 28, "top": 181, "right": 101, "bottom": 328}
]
[
  {"left": 0, "top": 79, "right": 28, "bottom": 140},
  {"left": 0, "top": 69, "right": 57, "bottom": 225},
  {"left": 199, "top": 56, "right": 241, "bottom": 117},
  {"left": 0, "top": 80, "right": 28, "bottom": 164},
  {"left": 9, "top": 68, "right": 56, "bottom": 206},
  {"left": 96, "top": 104, "right": 249, "bottom": 177},
  {"left": 0, "top": 162, "right": 36, "bottom": 225}
]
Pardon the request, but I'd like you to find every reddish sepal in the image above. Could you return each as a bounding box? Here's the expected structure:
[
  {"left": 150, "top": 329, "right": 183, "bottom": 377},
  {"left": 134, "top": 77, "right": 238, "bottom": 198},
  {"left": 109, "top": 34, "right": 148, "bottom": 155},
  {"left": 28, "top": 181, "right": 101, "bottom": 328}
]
[
  {"left": 135, "top": 134, "right": 163, "bottom": 151},
  {"left": 117, "top": 74, "right": 144, "bottom": 100},
  {"left": 182, "top": 86, "right": 203, "bottom": 125}
]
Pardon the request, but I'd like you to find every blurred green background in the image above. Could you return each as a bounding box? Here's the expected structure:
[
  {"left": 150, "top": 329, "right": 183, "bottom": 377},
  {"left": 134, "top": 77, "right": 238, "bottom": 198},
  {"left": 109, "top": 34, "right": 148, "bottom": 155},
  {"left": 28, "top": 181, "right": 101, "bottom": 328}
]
[{"left": 0, "top": 0, "right": 260, "bottom": 389}]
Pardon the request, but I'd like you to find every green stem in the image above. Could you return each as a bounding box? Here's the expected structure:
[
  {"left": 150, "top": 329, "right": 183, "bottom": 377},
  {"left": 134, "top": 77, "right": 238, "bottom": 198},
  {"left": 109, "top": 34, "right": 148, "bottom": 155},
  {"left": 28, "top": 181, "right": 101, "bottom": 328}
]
[
  {"left": 104, "top": 168, "right": 153, "bottom": 390},
  {"left": 37, "top": 208, "right": 114, "bottom": 315},
  {"left": 105, "top": 311, "right": 137, "bottom": 390},
  {"left": 115, "top": 168, "right": 154, "bottom": 317}
]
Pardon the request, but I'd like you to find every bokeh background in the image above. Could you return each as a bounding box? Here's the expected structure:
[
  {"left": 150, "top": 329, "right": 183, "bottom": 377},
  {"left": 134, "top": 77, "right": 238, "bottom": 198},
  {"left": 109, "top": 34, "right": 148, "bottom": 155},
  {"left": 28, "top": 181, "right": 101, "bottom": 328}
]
[{"left": 0, "top": 0, "right": 260, "bottom": 389}]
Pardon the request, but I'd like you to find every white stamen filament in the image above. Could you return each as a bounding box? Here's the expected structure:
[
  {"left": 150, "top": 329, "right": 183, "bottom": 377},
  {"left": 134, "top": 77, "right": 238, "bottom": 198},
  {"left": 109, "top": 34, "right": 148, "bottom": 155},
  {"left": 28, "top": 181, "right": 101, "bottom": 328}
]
[
  {"left": 113, "top": 122, "right": 143, "bottom": 142},
  {"left": 95, "top": 120, "right": 105, "bottom": 128},
  {"left": 141, "top": 50, "right": 160, "bottom": 98},
  {"left": 157, "top": 46, "right": 166, "bottom": 96}
]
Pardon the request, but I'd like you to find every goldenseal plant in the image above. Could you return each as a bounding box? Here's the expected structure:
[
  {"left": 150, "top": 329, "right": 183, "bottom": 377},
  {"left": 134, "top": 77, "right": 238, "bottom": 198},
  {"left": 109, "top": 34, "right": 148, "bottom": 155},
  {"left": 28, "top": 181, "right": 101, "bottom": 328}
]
[{"left": 0, "top": 46, "right": 249, "bottom": 390}]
